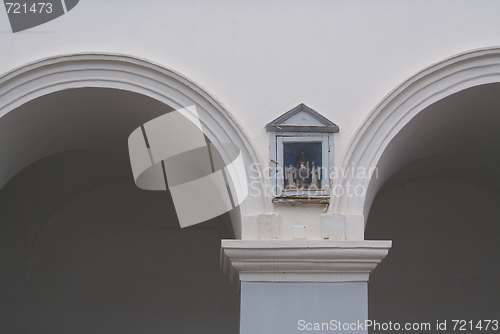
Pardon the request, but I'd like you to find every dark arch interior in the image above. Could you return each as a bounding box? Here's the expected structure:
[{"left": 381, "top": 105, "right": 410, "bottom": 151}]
[
  {"left": 366, "top": 84, "right": 500, "bottom": 329},
  {"left": 0, "top": 88, "right": 239, "bottom": 333}
]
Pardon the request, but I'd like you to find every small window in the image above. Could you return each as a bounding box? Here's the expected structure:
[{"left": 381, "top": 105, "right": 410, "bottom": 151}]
[{"left": 266, "top": 104, "right": 339, "bottom": 202}]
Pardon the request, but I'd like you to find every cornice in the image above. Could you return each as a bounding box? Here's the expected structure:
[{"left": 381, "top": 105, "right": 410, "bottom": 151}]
[{"left": 221, "top": 240, "right": 391, "bottom": 284}]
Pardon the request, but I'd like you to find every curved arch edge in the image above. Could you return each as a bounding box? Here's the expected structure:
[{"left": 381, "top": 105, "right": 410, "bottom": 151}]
[
  {"left": 329, "top": 46, "right": 500, "bottom": 229},
  {"left": 0, "top": 52, "right": 274, "bottom": 238}
]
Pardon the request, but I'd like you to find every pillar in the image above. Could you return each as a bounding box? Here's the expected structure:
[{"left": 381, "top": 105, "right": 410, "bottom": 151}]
[{"left": 221, "top": 240, "right": 391, "bottom": 334}]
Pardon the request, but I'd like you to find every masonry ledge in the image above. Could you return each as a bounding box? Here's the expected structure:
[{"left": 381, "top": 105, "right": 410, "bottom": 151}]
[{"left": 221, "top": 240, "right": 392, "bottom": 284}]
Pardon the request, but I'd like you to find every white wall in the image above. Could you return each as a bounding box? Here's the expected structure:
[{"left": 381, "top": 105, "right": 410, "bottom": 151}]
[{"left": 1, "top": 0, "right": 500, "bottom": 172}]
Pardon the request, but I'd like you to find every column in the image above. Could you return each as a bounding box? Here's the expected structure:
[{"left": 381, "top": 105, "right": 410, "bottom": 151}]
[{"left": 221, "top": 240, "right": 391, "bottom": 334}]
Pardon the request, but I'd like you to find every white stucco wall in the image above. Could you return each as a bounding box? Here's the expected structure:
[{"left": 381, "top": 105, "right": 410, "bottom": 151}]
[
  {"left": 1, "top": 4, "right": 498, "bottom": 330},
  {"left": 2, "top": 0, "right": 500, "bottom": 167},
  {"left": 2, "top": 0, "right": 500, "bottom": 238}
]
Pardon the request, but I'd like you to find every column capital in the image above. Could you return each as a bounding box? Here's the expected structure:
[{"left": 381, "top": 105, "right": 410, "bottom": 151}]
[{"left": 221, "top": 240, "right": 392, "bottom": 284}]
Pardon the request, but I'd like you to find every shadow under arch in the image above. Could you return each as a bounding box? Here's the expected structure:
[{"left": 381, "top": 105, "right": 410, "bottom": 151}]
[
  {"left": 330, "top": 46, "right": 500, "bottom": 221},
  {"left": 0, "top": 147, "right": 241, "bottom": 334},
  {"left": 364, "top": 82, "right": 500, "bottom": 329},
  {"left": 0, "top": 53, "right": 272, "bottom": 238}
]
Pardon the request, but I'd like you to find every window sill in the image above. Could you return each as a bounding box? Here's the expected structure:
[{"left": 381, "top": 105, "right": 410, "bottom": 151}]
[{"left": 272, "top": 195, "right": 330, "bottom": 205}]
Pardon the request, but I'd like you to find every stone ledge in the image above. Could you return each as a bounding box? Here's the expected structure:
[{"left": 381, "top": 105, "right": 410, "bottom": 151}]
[{"left": 221, "top": 240, "right": 392, "bottom": 284}]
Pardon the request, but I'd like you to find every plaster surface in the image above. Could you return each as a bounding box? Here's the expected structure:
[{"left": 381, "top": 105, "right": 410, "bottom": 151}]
[
  {"left": 241, "top": 281, "right": 367, "bottom": 334},
  {"left": 2, "top": 0, "right": 500, "bottom": 185}
]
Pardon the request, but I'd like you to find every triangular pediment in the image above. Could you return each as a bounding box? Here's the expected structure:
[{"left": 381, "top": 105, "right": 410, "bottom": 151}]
[{"left": 265, "top": 103, "right": 339, "bottom": 132}]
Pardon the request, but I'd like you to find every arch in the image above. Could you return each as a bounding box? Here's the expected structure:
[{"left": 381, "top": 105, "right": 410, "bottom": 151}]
[
  {"left": 0, "top": 53, "right": 272, "bottom": 237},
  {"left": 330, "top": 46, "right": 500, "bottom": 220},
  {"left": 364, "top": 83, "right": 500, "bottom": 324}
]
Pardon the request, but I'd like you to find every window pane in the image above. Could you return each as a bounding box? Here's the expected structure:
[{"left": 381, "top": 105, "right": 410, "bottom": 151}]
[{"left": 283, "top": 142, "right": 322, "bottom": 190}]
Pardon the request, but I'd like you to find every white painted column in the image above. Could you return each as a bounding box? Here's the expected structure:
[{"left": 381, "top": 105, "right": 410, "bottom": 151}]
[{"left": 221, "top": 240, "right": 391, "bottom": 334}]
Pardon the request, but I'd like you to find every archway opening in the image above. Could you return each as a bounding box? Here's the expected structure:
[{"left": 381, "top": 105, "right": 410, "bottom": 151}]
[
  {"left": 0, "top": 88, "right": 239, "bottom": 333},
  {"left": 366, "top": 84, "right": 500, "bottom": 326}
]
